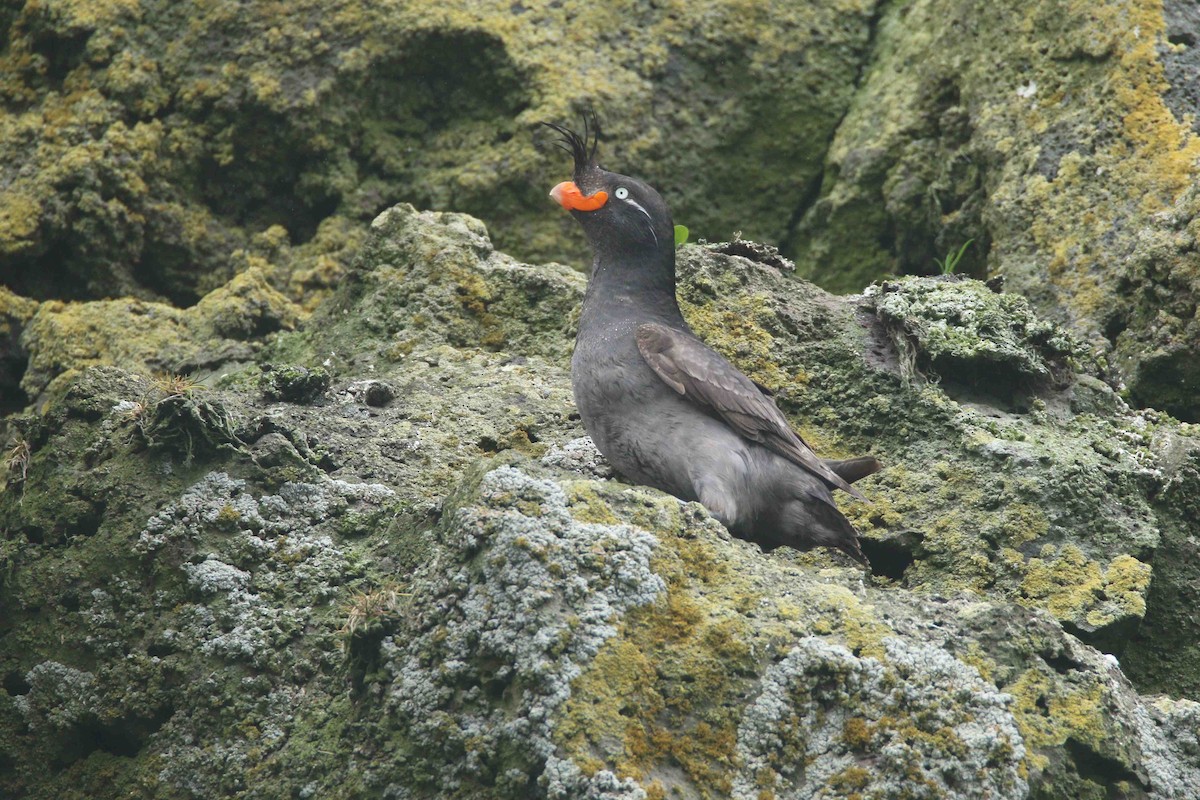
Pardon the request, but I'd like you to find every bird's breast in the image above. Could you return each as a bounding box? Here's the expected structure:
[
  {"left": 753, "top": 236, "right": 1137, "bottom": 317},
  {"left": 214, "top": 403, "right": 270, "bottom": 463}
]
[
  {"left": 571, "top": 327, "right": 656, "bottom": 410},
  {"left": 571, "top": 316, "right": 667, "bottom": 442}
]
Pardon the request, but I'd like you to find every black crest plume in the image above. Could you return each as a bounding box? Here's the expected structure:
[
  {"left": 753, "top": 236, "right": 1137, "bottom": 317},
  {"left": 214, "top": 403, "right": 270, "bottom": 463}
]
[{"left": 541, "top": 111, "right": 600, "bottom": 176}]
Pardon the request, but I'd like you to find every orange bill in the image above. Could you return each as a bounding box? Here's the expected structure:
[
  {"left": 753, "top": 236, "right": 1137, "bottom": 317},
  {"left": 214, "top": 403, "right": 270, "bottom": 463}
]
[{"left": 550, "top": 181, "right": 608, "bottom": 211}]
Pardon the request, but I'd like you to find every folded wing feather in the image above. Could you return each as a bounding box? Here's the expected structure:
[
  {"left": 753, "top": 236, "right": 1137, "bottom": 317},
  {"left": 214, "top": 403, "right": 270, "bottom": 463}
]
[{"left": 635, "top": 322, "right": 867, "bottom": 501}]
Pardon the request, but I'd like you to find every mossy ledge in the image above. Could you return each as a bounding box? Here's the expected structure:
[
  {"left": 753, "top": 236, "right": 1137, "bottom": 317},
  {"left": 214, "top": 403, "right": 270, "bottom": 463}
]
[{"left": 1, "top": 206, "right": 1199, "bottom": 797}]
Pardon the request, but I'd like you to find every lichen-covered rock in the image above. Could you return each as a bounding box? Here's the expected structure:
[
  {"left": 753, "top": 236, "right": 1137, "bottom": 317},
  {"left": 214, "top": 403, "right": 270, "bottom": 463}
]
[
  {"left": 257, "top": 363, "right": 331, "bottom": 404},
  {"left": 374, "top": 459, "right": 1195, "bottom": 799},
  {"left": 298, "top": 203, "right": 586, "bottom": 363},
  {"left": 668, "top": 242, "right": 1191, "bottom": 660},
  {"left": 731, "top": 637, "right": 1026, "bottom": 799},
  {"left": 789, "top": 0, "right": 1200, "bottom": 419},
  {"left": 381, "top": 464, "right": 665, "bottom": 797},
  {"left": 14, "top": 269, "right": 303, "bottom": 406},
  {"left": 0, "top": 286, "right": 39, "bottom": 412},
  {"left": 0, "top": 0, "right": 877, "bottom": 310},
  {"left": 868, "top": 276, "right": 1087, "bottom": 385},
  {"left": 5, "top": 0, "right": 1198, "bottom": 425},
  {"left": 3, "top": 206, "right": 1200, "bottom": 798}
]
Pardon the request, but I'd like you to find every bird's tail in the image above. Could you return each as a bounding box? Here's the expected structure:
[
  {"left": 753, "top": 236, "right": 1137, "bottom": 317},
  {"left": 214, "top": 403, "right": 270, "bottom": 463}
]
[{"left": 822, "top": 456, "right": 883, "bottom": 485}]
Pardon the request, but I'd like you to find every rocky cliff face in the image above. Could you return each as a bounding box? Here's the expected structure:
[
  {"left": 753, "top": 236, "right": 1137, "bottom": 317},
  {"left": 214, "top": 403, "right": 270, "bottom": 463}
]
[
  {"left": 4, "top": 1, "right": 1200, "bottom": 797},
  {"left": 2, "top": 205, "right": 1199, "bottom": 798},
  {"left": 4, "top": 0, "right": 1199, "bottom": 417},
  {"left": 793, "top": 0, "right": 1200, "bottom": 421}
]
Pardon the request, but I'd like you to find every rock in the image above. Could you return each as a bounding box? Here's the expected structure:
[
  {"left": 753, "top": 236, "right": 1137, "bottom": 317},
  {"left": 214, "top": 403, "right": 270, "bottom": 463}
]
[
  {"left": 0, "top": 287, "right": 39, "bottom": 412},
  {"left": 0, "top": 0, "right": 875, "bottom": 309},
  {"left": 4, "top": 0, "right": 1200, "bottom": 418},
  {"left": 258, "top": 364, "right": 332, "bottom": 404},
  {"left": 2, "top": 206, "right": 1199, "bottom": 798},
  {"left": 789, "top": 0, "right": 1200, "bottom": 419},
  {"left": 867, "top": 275, "right": 1088, "bottom": 386},
  {"left": 13, "top": 282, "right": 302, "bottom": 408},
  {"left": 541, "top": 437, "right": 616, "bottom": 480}
]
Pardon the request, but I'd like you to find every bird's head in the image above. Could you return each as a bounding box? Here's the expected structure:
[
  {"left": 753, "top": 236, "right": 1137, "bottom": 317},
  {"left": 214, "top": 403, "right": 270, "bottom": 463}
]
[{"left": 543, "top": 116, "right": 674, "bottom": 260}]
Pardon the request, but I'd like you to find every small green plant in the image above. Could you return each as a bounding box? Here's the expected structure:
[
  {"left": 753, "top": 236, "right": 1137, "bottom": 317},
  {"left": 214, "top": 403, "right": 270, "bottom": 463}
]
[
  {"left": 935, "top": 238, "right": 974, "bottom": 275},
  {"left": 674, "top": 224, "right": 689, "bottom": 247}
]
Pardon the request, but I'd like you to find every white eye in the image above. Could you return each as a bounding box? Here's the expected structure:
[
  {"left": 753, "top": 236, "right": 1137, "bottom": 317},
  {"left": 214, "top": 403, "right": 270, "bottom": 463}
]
[{"left": 614, "top": 187, "right": 629, "bottom": 200}]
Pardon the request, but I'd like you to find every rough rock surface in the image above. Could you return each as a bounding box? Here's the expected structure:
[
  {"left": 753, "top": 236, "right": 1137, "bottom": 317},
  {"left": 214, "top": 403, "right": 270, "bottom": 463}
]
[
  {"left": 2, "top": 205, "right": 1200, "bottom": 798},
  {"left": 4, "top": 0, "right": 1200, "bottom": 417},
  {"left": 0, "top": 0, "right": 875, "bottom": 305},
  {"left": 790, "top": 0, "right": 1200, "bottom": 420}
]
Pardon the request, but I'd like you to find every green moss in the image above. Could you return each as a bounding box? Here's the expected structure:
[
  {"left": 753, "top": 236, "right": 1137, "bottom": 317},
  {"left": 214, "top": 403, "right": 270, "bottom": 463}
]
[
  {"left": 15, "top": 265, "right": 305, "bottom": 406},
  {"left": 789, "top": 0, "right": 1200, "bottom": 421},
  {"left": 868, "top": 276, "right": 1085, "bottom": 383},
  {"left": 258, "top": 364, "right": 331, "bottom": 404},
  {"left": 19, "top": 298, "right": 190, "bottom": 402},
  {"left": 214, "top": 503, "right": 242, "bottom": 529}
]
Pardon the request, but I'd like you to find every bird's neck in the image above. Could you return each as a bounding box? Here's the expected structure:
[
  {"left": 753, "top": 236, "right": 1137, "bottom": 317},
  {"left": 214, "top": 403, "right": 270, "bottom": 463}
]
[{"left": 583, "top": 244, "right": 683, "bottom": 323}]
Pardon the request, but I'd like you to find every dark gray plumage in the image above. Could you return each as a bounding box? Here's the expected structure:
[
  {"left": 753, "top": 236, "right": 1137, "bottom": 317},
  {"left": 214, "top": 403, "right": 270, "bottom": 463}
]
[{"left": 544, "top": 118, "right": 880, "bottom": 566}]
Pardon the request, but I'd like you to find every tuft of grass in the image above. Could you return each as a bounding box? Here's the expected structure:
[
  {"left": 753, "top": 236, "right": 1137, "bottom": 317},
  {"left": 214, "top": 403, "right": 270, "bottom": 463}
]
[
  {"left": 125, "top": 373, "right": 242, "bottom": 462},
  {"left": 935, "top": 239, "right": 975, "bottom": 275},
  {"left": 342, "top": 584, "right": 407, "bottom": 641},
  {"left": 3, "top": 438, "right": 31, "bottom": 487},
  {"left": 152, "top": 373, "right": 204, "bottom": 398}
]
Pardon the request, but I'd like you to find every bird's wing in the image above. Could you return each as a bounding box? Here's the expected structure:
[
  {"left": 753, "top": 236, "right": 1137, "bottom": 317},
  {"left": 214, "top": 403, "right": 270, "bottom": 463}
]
[{"left": 635, "top": 322, "right": 866, "bottom": 500}]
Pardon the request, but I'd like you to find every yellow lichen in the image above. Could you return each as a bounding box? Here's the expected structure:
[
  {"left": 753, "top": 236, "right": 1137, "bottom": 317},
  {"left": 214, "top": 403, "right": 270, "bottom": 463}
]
[
  {"left": 1019, "top": 2, "right": 1200, "bottom": 324},
  {"left": 39, "top": 0, "right": 142, "bottom": 30},
  {"left": 0, "top": 287, "right": 40, "bottom": 329},
  {"left": 553, "top": 506, "right": 767, "bottom": 794},
  {"left": 564, "top": 484, "right": 623, "bottom": 526},
  {"left": 0, "top": 191, "right": 42, "bottom": 254},
  {"left": 957, "top": 643, "right": 999, "bottom": 685},
  {"left": 680, "top": 293, "right": 789, "bottom": 391},
  {"left": 996, "top": 503, "right": 1050, "bottom": 548},
  {"left": 1019, "top": 545, "right": 1150, "bottom": 628},
  {"left": 1008, "top": 668, "right": 1108, "bottom": 772}
]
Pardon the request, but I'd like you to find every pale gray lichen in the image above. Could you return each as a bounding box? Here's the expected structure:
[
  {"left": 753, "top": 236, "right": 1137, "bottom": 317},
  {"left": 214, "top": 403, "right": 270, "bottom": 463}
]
[
  {"left": 155, "top": 685, "right": 298, "bottom": 794},
  {"left": 80, "top": 585, "right": 135, "bottom": 657},
  {"left": 384, "top": 465, "right": 665, "bottom": 796},
  {"left": 121, "top": 470, "right": 396, "bottom": 793},
  {"left": 12, "top": 662, "right": 98, "bottom": 732},
  {"left": 1129, "top": 697, "right": 1200, "bottom": 797},
  {"left": 542, "top": 755, "right": 648, "bottom": 800},
  {"left": 185, "top": 555, "right": 250, "bottom": 594},
  {"left": 733, "top": 637, "right": 1027, "bottom": 800},
  {"left": 138, "top": 471, "right": 392, "bottom": 554},
  {"left": 541, "top": 436, "right": 615, "bottom": 480}
]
